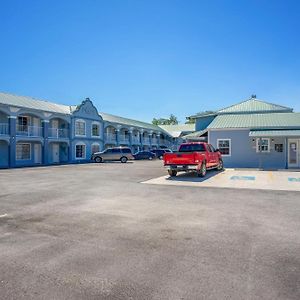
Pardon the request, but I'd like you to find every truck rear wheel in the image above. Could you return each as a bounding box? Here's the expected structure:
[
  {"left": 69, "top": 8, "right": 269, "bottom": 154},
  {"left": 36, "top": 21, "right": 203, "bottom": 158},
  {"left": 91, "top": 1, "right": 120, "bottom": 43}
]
[
  {"left": 197, "top": 163, "right": 207, "bottom": 177},
  {"left": 168, "top": 170, "right": 177, "bottom": 177}
]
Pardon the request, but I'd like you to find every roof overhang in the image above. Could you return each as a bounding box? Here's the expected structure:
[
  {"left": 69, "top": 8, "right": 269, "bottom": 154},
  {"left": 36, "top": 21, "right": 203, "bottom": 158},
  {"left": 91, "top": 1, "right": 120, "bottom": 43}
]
[{"left": 249, "top": 130, "right": 300, "bottom": 137}]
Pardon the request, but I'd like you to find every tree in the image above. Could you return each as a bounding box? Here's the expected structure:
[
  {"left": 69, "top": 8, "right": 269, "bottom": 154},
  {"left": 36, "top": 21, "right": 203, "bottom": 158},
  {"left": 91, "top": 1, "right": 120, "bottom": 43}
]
[{"left": 152, "top": 114, "right": 179, "bottom": 125}]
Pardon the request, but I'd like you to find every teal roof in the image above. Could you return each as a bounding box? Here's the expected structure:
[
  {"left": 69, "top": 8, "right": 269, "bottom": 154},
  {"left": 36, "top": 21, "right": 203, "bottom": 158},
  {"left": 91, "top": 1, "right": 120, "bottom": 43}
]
[
  {"left": 183, "top": 129, "right": 208, "bottom": 139},
  {"left": 100, "top": 112, "right": 166, "bottom": 133},
  {"left": 218, "top": 97, "right": 293, "bottom": 114},
  {"left": 0, "top": 92, "right": 71, "bottom": 114},
  {"left": 208, "top": 112, "right": 300, "bottom": 129},
  {"left": 249, "top": 130, "right": 300, "bottom": 137},
  {"left": 159, "top": 124, "right": 195, "bottom": 137}
]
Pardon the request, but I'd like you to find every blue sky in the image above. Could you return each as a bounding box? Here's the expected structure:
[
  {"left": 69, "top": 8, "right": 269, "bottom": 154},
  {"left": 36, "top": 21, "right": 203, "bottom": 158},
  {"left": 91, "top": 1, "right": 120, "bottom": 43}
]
[{"left": 1, "top": 0, "right": 300, "bottom": 123}]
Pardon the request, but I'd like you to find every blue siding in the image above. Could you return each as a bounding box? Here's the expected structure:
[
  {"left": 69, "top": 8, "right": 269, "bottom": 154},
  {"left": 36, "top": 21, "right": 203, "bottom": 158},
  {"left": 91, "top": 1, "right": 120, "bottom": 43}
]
[
  {"left": 0, "top": 140, "right": 9, "bottom": 168},
  {"left": 209, "top": 129, "right": 287, "bottom": 169},
  {"left": 195, "top": 115, "right": 216, "bottom": 131}
]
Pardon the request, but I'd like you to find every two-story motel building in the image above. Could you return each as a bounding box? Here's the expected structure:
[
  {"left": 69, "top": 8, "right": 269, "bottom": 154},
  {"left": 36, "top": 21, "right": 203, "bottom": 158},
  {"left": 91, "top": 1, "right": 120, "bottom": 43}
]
[{"left": 0, "top": 92, "right": 173, "bottom": 168}]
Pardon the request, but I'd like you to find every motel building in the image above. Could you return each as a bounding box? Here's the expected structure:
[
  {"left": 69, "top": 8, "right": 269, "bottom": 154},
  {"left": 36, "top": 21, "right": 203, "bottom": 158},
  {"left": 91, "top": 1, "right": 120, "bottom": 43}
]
[
  {"left": 0, "top": 92, "right": 173, "bottom": 169},
  {"left": 185, "top": 96, "right": 300, "bottom": 170}
]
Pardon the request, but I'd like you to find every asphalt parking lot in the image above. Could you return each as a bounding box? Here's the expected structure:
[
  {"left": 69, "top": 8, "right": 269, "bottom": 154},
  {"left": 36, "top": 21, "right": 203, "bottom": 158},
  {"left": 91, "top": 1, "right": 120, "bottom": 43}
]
[{"left": 0, "top": 160, "right": 300, "bottom": 299}]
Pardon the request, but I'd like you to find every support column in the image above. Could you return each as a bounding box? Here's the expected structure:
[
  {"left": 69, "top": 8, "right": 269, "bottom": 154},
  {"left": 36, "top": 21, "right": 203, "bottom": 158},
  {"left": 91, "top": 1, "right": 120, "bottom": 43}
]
[
  {"left": 129, "top": 130, "right": 133, "bottom": 150},
  {"left": 116, "top": 129, "right": 120, "bottom": 146},
  {"left": 9, "top": 116, "right": 16, "bottom": 168},
  {"left": 149, "top": 133, "right": 152, "bottom": 150},
  {"left": 140, "top": 130, "right": 144, "bottom": 150},
  {"left": 42, "top": 120, "right": 49, "bottom": 165}
]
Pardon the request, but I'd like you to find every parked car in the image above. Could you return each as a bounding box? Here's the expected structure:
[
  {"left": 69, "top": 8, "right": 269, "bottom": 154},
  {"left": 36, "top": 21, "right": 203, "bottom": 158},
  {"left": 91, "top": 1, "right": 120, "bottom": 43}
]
[
  {"left": 92, "top": 147, "right": 134, "bottom": 163},
  {"left": 151, "top": 149, "right": 172, "bottom": 160},
  {"left": 133, "top": 151, "right": 156, "bottom": 160},
  {"left": 163, "top": 142, "right": 223, "bottom": 177}
]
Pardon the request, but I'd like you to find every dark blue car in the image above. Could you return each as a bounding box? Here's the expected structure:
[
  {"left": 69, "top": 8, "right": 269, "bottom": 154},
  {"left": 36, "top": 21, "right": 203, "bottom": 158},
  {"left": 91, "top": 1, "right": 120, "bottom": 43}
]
[{"left": 133, "top": 151, "right": 156, "bottom": 160}]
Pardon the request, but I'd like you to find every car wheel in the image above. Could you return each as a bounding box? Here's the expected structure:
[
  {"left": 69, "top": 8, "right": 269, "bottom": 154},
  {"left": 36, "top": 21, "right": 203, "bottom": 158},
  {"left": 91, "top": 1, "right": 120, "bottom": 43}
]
[
  {"left": 197, "top": 162, "right": 207, "bottom": 177},
  {"left": 149, "top": 156, "right": 153, "bottom": 160},
  {"left": 217, "top": 159, "right": 224, "bottom": 171},
  {"left": 120, "top": 156, "right": 128, "bottom": 163},
  {"left": 95, "top": 156, "right": 102, "bottom": 163},
  {"left": 168, "top": 170, "right": 177, "bottom": 177}
]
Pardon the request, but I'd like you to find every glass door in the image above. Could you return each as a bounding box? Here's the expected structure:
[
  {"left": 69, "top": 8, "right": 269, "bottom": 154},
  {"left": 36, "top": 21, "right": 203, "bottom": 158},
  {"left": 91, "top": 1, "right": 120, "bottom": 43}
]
[{"left": 288, "top": 140, "right": 298, "bottom": 168}]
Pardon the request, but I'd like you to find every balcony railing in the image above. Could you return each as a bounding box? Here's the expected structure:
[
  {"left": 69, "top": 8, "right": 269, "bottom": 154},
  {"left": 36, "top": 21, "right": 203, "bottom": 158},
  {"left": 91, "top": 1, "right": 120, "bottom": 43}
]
[
  {"left": 143, "top": 137, "right": 150, "bottom": 145},
  {"left": 151, "top": 138, "right": 158, "bottom": 144},
  {"left": 16, "top": 125, "right": 43, "bottom": 137},
  {"left": 105, "top": 133, "right": 117, "bottom": 143},
  {"left": 0, "top": 123, "right": 9, "bottom": 135},
  {"left": 48, "top": 128, "right": 69, "bottom": 138},
  {"left": 132, "top": 136, "right": 141, "bottom": 144},
  {"left": 119, "top": 136, "right": 130, "bottom": 144}
]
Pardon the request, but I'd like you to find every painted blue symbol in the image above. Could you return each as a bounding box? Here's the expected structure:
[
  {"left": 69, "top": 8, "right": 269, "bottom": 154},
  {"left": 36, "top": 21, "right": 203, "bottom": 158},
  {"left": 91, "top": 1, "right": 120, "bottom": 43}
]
[
  {"left": 288, "top": 177, "right": 300, "bottom": 182},
  {"left": 230, "top": 176, "right": 256, "bottom": 181}
]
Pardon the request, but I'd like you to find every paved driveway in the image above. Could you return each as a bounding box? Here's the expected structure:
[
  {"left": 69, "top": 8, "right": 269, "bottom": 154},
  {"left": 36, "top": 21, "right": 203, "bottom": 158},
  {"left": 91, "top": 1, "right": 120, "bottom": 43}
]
[
  {"left": 0, "top": 161, "right": 300, "bottom": 299},
  {"left": 143, "top": 169, "right": 300, "bottom": 191}
]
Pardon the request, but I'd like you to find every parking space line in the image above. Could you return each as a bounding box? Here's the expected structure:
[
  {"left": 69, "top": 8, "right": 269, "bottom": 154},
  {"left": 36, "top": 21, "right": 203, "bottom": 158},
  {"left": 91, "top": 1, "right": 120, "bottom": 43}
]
[{"left": 230, "top": 176, "right": 256, "bottom": 181}]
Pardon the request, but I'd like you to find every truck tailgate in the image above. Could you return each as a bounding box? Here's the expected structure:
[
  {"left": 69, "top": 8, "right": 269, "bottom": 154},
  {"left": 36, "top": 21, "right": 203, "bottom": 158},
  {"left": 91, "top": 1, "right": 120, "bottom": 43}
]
[{"left": 164, "top": 152, "right": 201, "bottom": 165}]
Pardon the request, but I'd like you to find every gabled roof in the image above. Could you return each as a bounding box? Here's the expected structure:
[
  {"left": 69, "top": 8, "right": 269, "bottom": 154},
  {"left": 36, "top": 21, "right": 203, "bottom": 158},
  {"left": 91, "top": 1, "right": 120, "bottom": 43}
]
[
  {"left": 218, "top": 97, "right": 293, "bottom": 114},
  {"left": 0, "top": 92, "right": 71, "bottom": 114},
  {"left": 208, "top": 112, "right": 300, "bottom": 129},
  {"left": 100, "top": 112, "right": 167, "bottom": 133},
  {"left": 159, "top": 124, "right": 195, "bottom": 137}
]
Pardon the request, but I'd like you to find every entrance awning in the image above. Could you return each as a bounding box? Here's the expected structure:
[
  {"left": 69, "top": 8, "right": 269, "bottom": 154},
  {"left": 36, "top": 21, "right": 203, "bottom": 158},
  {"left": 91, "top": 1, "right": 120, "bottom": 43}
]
[
  {"left": 183, "top": 129, "right": 208, "bottom": 140},
  {"left": 249, "top": 130, "right": 300, "bottom": 137}
]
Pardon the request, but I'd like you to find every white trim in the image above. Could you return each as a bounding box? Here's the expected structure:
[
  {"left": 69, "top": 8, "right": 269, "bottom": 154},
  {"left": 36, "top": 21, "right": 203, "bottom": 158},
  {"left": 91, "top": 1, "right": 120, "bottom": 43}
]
[
  {"left": 91, "top": 121, "right": 100, "bottom": 137},
  {"left": 16, "top": 142, "right": 31, "bottom": 160},
  {"left": 256, "top": 138, "right": 270, "bottom": 153},
  {"left": 288, "top": 139, "right": 299, "bottom": 167},
  {"left": 75, "top": 142, "right": 86, "bottom": 159},
  {"left": 209, "top": 128, "right": 249, "bottom": 131},
  {"left": 217, "top": 138, "right": 231, "bottom": 157},
  {"left": 75, "top": 119, "right": 86, "bottom": 137}
]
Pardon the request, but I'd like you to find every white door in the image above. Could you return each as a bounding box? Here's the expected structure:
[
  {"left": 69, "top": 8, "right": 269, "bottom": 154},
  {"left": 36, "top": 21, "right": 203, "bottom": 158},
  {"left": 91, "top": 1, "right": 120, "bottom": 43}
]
[
  {"left": 52, "top": 120, "right": 59, "bottom": 128},
  {"left": 52, "top": 144, "right": 60, "bottom": 163},
  {"left": 288, "top": 140, "right": 298, "bottom": 168},
  {"left": 34, "top": 144, "right": 42, "bottom": 164}
]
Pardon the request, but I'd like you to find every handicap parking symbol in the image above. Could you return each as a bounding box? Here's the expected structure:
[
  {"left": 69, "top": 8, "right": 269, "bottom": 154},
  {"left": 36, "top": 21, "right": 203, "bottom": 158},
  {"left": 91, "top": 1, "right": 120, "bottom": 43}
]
[
  {"left": 288, "top": 177, "right": 300, "bottom": 182},
  {"left": 230, "top": 176, "right": 256, "bottom": 181}
]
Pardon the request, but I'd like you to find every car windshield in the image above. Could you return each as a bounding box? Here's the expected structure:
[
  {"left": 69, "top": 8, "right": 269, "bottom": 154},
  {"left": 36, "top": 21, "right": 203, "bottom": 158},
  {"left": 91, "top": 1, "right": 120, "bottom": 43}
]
[{"left": 179, "top": 144, "right": 205, "bottom": 152}]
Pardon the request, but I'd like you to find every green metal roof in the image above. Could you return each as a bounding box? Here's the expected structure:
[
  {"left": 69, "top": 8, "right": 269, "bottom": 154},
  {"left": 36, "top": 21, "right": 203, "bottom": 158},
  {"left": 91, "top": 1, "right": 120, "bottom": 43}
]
[
  {"left": 208, "top": 112, "right": 300, "bottom": 129},
  {"left": 249, "top": 130, "right": 300, "bottom": 137},
  {"left": 183, "top": 129, "right": 208, "bottom": 139},
  {"left": 159, "top": 124, "right": 195, "bottom": 137},
  {"left": 100, "top": 112, "right": 166, "bottom": 133},
  {"left": 218, "top": 97, "right": 293, "bottom": 114},
  {"left": 0, "top": 92, "right": 71, "bottom": 114}
]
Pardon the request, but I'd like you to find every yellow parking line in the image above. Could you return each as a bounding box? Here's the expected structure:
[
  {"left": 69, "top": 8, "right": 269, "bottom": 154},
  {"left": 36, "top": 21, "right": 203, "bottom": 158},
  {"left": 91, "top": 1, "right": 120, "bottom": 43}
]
[{"left": 268, "top": 171, "right": 274, "bottom": 181}]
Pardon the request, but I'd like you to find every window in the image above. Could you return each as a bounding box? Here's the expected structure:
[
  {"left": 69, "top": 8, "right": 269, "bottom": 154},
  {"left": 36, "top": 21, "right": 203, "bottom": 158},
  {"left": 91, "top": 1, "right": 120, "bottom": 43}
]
[
  {"left": 91, "top": 143, "right": 100, "bottom": 154},
  {"left": 121, "top": 148, "right": 132, "bottom": 154},
  {"left": 75, "top": 143, "right": 86, "bottom": 159},
  {"left": 179, "top": 144, "right": 205, "bottom": 152},
  {"left": 75, "top": 120, "right": 86, "bottom": 136},
  {"left": 256, "top": 138, "right": 270, "bottom": 153},
  {"left": 18, "top": 116, "right": 28, "bottom": 126},
  {"left": 92, "top": 123, "right": 100, "bottom": 137},
  {"left": 217, "top": 139, "right": 231, "bottom": 156},
  {"left": 275, "top": 144, "right": 283, "bottom": 153},
  {"left": 112, "top": 149, "right": 121, "bottom": 153},
  {"left": 16, "top": 143, "right": 31, "bottom": 160}
]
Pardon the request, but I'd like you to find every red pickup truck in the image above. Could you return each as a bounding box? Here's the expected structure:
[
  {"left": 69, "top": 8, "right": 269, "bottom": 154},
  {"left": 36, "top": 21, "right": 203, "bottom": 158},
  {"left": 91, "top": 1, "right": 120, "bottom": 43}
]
[{"left": 163, "top": 142, "right": 223, "bottom": 177}]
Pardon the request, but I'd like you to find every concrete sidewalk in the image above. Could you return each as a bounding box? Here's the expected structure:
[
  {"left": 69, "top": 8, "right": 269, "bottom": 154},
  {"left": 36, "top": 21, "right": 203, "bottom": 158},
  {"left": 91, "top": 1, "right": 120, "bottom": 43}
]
[{"left": 142, "top": 169, "right": 300, "bottom": 191}]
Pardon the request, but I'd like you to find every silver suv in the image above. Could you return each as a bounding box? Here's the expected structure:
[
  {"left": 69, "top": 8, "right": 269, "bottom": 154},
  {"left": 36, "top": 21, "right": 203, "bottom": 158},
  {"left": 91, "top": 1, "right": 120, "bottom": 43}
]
[{"left": 92, "top": 147, "right": 134, "bottom": 163}]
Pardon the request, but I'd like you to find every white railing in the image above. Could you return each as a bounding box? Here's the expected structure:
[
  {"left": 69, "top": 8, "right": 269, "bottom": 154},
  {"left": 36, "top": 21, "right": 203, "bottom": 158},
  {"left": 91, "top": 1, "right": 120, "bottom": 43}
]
[
  {"left": 132, "top": 136, "right": 141, "bottom": 144},
  {"left": 16, "top": 125, "right": 43, "bottom": 137},
  {"left": 48, "top": 128, "right": 69, "bottom": 138},
  {"left": 0, "top": 123, "right": 9, "bottom": 135},
  {"left": 143, "top": 137, "right": 150, "bottom": 145},
  {"left": 119, "top": 136, "right": 130, "bottom": 144},
  {"left": 105, "top": 133, "right": 117, "bottom": 143},
  {"left": 151, "top": 138, "right": 158, "bottom": 144}
]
